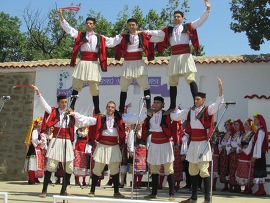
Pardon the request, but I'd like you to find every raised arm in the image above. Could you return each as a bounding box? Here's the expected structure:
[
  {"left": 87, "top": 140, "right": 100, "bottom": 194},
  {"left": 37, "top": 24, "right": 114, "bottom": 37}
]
[
  {"left": 191, "top": 0, "right": 211, "bottom": 29},
  {"left": 57, "top": 9, "right": 78, "bottom": 38},
  {"left": 208, "top": 77, "right": 224, "bottom": 115},
  {"left": 30, "top": 84, "right": 52, "bottom": 114}
]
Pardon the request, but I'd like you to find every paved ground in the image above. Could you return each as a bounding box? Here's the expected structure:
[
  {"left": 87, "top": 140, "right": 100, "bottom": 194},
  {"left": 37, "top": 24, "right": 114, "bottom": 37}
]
[{"left": 0, "top": 180, "right": 269, "bottom": 203}]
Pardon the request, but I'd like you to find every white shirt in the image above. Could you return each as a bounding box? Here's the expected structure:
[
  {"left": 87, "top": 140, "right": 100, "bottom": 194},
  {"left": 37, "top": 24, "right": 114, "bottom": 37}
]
[
  {"left": 169, "top": 9, "right": 210, "bottom": 46},
  {"left": 253, "top": 129, "right": 265, "bottom": 159},
  {"left": 106, "top": 30, "right": 165, "bottom": 52},
  {"left": 171, "top": 95, "right": 224, "bottom": 127},
  {"left": 38, "top": 95, "right": 70, "bottom": 129},
  {"left": 60, "top": 19, "right": 121, "bottom": 52}
]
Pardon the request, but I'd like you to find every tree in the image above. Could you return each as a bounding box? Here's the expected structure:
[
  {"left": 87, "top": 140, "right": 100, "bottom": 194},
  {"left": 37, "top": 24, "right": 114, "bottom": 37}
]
[
  {"left": 0, "top": 12, "right": 26, "bottom": 62},
  {"left": 22, "top": 5, "right": 83, "bottom": 61},
  {"left": 230, "top": 0, "right": 270, "bottom": 51}
]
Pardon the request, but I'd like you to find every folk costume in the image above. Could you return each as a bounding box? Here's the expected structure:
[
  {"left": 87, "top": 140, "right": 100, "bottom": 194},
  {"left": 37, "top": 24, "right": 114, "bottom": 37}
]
[
  {"left": 156, "top": 9, "right": 210, "bottom": 110},
  {"left": 113, "top": 30, "right": 164, "bottom": 113},
  {"left": 38, "top": 94, "right": 75, "bottom": 197},
  {"left": 226, "top": 119, "right": 244, "bottom": 192},
  {"left": 24, "top": 117, "right": 46, "bottom": 184},
  {"left": 210, "top": 128, "right": 220, "bottom": 191},
  {"left": 73, "top": 127, "right": 90, "bottom": 186},
  {"left": 173, "top": 121, "right": 185, "bottom": 191},
  {"left": 140, "top": 96, "right": 178, "bottom": 200},
  {"left": 127, "top": 125, "right": 148, "bottom": 189},
  {"left": 218, "top": 119, "right": 234, "bottom": 191},
  {"left": 74, "top": 110, "right": 132, "bottom": 197},
  {"left": 235, "top": 119, "right": 255, "bottom": 194},
  {"left": 252, "top": 113, "right": 268, "bottom": 196},
  {"left": 60, "top": 19, "right": 120, "bottom": 114},
  {"left": 171, "top": 92, "right": 224, "bottom": 203}
]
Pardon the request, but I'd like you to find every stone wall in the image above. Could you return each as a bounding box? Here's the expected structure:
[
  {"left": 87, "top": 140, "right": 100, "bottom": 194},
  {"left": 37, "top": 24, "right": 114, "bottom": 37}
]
[{"left": 0, "top": 72, "right": 35, "bottom": 180}]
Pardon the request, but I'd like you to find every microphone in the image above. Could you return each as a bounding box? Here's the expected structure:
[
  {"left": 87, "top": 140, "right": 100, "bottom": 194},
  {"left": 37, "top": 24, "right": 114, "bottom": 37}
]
[
  {"left": 1, "top": 96, "right": 11, "bottom": 100},
  {"left": 221, "top": 101, "right": 236, "bottom": 105},
  {"left": 70, "top": 95, "right": 79, "bottom": 98},
  {"left": 141, "top": 95, "right": 150, "bottom": 100}
]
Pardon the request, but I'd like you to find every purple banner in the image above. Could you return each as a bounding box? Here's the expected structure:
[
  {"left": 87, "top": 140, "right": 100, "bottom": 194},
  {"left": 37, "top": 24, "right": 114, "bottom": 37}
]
[{"left": 56, "top": 76, "right": 169, "bottom": 97}]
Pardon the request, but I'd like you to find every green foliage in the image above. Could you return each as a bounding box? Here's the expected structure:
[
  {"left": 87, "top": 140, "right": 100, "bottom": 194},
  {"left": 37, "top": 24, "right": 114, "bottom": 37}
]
[
  {"left": 0, "top": 12, "right": 26, "bottom": 62},
  {"left": 230, "top": 0, "right": 270, "bottom": 51}
]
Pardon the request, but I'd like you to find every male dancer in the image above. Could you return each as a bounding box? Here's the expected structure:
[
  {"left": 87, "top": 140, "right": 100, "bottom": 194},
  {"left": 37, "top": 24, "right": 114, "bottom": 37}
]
[
  {"left": 114, "top": 18, "right": 165, "bottom": 114},
  {"left": 57, "top": 9, "right": 120, "bottom": 114},
  {"left": 157, "top": 0, "right": 211, "bottom": 112},
  {"left": 171, "top": 78, "right": 224, "bottom": 203},
  {"left": 72, "top": 101, "right": 146, "bottom": 197},
  {"left": 139, "top": 96, "right": 178, "bottom": 201},
  {"left": 30, "top": 85, "right": 75, "bottom": 197}
]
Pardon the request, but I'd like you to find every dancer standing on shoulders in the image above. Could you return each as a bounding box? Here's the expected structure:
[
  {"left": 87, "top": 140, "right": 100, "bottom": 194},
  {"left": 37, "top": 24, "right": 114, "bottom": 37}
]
[{"left": 157, "top": 0, "right": 211, "bottom": 112}]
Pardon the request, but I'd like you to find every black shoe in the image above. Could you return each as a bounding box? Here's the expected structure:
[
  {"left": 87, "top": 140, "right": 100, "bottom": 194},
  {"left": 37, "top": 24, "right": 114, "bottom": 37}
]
[
  {"left": 28, "top": 180, "right": 35, "bottom": 185},
  {"left": 118, "top": 184, "right": 124, "bottom": 188},
  {"left": 182, "top": 185, "right": 191, "bottom": 189}
]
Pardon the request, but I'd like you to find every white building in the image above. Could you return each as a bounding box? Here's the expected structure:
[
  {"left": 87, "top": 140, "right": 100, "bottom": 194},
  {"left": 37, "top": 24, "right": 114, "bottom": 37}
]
[{"left": 0, "top": 55, "right": 269, "bottom": 192}]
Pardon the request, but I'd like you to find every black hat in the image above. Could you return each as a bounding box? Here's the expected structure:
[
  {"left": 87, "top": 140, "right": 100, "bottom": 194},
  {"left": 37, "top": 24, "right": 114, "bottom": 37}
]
[
  {"left": 154, "top": 96, "right": 164, "bottom": 103},
  {"left": 57, "top": 94, "right": 67, "bottom": 102},
  {"left": 194, "top": 92, "right": 206, "bottom": 99}
]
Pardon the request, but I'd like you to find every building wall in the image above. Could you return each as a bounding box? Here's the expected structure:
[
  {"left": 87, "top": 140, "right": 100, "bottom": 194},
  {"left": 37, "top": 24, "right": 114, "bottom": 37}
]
[
  {"left": 0, "top": 72, "right": 35, "bottom": 180},
  {"left": 0, "top": 60, "right": 269, "bottom": 190}
]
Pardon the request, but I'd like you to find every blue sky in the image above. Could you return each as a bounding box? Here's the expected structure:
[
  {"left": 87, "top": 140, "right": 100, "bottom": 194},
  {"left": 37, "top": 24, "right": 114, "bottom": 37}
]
[{"left": 1, "top": 0, "right": 269, "bottom": 56}]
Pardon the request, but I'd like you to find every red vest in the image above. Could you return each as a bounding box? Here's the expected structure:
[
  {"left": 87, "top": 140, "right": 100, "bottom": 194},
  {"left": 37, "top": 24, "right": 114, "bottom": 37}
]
[
  {"left": 87, "top": 114, "right": 126, "bottom": 146},
  {"left": 114, "top": 33, "right": 155, "bottom": 61},
  {"left": 156, "top": 23, "right": 200, "bottom": 55},
  {"left": 141, "top": 111, "right": 178, "bottom": 144},
  {"left": 70, "top": 31, "right": 107, "bottom": 71},
  {"left": 185, "top": 106, "right": 214, "bottom": 140},
  {"left": 41, "top": 107, "right": 75, "bottom": 142}
]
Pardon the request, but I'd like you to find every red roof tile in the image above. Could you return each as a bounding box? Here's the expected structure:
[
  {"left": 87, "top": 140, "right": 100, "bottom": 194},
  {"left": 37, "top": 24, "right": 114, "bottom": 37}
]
[
  {"left": 0, "top": 54, "right": 270, "bottom": 69},
  {"left": 244, "top": 94, "right": 270, "bottom": 100}
]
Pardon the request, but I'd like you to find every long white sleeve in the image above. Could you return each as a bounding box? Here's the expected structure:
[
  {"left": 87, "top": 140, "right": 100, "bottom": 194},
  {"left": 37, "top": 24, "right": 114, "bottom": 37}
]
[
  {"left": 207, "top": 95, "right": 224, "bottom": 115},
  {"left": 37, "top": 94, "right": 52, "bottom": 114},
  {"left": 191, "top": 9, "right": 210, "bottom": 29},
  {"left": 60, "top": 19, "right": 79, "bottom": 38},
  {"left": 226, "top": 137, "right": 232, "bottom": 155},
  {"left": 242, "top": 136, "right": 254, "bottom": 156},
  {"left": 127, "top": 130, "right": 135, "bottom": 152},
  {"left": 104, "top": 35, "right": 122, "bottom": 48},
  {"left": 74, "top": 112, "right": 97, "bottom": 127},
  {"left": 170, "top": 108, "right": 189, "bottom": 121},
  {"left": 253, "top": 129, "right": 265, "bottom": 158},
  {"left": 31, "top": 129, "right": 40, "bottom": 147},
  {"left": 122, "top": 113, "right": 147, "bottom": 125},
  {"left": 144, "top": 30, "right": 165, "bottom": 43}
]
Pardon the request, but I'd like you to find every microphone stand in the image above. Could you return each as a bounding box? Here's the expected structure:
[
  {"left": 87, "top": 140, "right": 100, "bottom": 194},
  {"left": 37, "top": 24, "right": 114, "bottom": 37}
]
[
  {"left": 198, "top": 104, "right": 230, "bottom": 203},
  {"left": 131, "top": 98, "right": 146, "bottom": 199},
  {"left": 61, "top": 97, "right": 72, "bottom": 203}
]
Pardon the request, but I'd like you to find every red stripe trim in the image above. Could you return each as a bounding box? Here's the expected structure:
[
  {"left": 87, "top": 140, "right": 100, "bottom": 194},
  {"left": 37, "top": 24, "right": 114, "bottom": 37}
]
[
  {"left": 81, "top": 51, "right": 98, "bottom": 61},
  {"left": 171, "top": 44, "right": 191, "bottom": 55},
  {"left": 124, "top": 52, "right": 142, "bottom": 61}
]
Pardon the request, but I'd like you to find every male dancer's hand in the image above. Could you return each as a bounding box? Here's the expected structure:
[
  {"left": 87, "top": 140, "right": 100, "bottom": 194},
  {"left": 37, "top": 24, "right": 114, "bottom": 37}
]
[
  {"left": 217, "top": 77, "right": 223, "bottom": 97},
  {"left": 29, "top": 84, "right": 40, "bottom": 95},
  {"left": 205, "top": 0, "right": 211, "bottom": 10},
  {"left": 57, "top": 9, "right": 64, "bottom": 21}
]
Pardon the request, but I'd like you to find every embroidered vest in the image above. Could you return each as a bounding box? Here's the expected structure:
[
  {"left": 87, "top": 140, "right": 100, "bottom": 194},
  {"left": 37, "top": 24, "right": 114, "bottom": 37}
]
[{"left": 70, "top": 31, "right": 107, "bottom": 71}]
